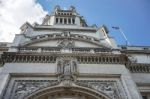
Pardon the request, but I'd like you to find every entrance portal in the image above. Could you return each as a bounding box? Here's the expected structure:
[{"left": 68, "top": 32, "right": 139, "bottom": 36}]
[{"left": 25, "top": 86, "right": 110, "bottom": 99}]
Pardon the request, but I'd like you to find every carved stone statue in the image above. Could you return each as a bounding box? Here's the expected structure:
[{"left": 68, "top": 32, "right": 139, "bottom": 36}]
[
  {"left": 72, "top": 60, "right": 77, "bottom": 74},
  {"left": 63, "top": 60, "right": 71, "bottom": 75},
  {"left": 56, "top": 58, "right": 78, "bottom": 83},
  {"left": 57, "top": 60, "right": 62, "bottom": 74}
]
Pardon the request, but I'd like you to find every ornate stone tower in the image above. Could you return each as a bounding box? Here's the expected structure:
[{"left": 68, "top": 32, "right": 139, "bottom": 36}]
[{"left": 1, "top": 5, "right": 149, "bottom": 99}]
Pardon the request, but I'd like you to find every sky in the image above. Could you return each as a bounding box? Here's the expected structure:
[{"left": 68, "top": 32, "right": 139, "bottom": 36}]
[{"left": 0, "top": 0, "right": 150, "bottom": 46}]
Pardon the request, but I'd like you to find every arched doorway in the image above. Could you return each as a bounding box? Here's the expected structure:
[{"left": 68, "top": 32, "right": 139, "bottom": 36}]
[{"left": 25, "top": 86, "right": 111, "bottom": 99}]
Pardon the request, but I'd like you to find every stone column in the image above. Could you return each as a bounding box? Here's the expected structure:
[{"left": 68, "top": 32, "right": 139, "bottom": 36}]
[
  {"left": 62, "top": 18, "right": 64, "bottom": 24},
  {"left": 0, "top": 74, "right": 10, "bottom": 99},
  {"left": 71, "top": 18, "right": 72, "bottom": 24},
  {"left": 66, "top": 18, "right": 69, "bottom": 24},
  {"left": 58, "top": 18, "right": 60, "bottom": 24}
]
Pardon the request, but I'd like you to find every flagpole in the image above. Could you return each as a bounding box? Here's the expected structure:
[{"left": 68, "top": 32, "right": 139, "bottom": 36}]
[
  {"left": 112, "top": 26, "right": 129, "bottom": 46},
  {"left": 118, "top": 27, "right": 128, "bottom": 46}
]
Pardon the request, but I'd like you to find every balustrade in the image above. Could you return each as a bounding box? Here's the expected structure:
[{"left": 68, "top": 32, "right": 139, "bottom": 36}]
[{"left": 127, "top": 64, "right": 150, "bottom": 73}]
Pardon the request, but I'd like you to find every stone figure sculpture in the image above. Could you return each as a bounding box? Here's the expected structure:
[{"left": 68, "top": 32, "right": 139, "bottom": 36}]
[
  {"left": 63, "top": 60, "right": 71, "bottom": 75},
  {"left": 56, "top": 58, "right": 78, "bottom": 83}
]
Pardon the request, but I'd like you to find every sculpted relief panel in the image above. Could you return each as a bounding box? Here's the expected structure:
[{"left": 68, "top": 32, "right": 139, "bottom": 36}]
[
  {"left": 56, "top": 57, "right": 78, "bottom": 85},
  {"left": 4, "top": 80, "right": 58, "bottom": 99},
  {"left": 3, "top": 79, "right": 127, "bottom": 99},
  {"left": 76, "top": 80, "right": 127, "bottom": 99}
]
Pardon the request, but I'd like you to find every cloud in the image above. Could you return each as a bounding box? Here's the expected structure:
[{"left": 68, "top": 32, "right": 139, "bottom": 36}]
[{"left": 0, "top": 0, "right": 47, "bottom": 42}]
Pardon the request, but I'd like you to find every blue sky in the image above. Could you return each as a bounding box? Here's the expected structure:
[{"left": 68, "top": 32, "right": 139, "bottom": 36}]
[
  {"left": 37, "top": 0, "right": 150, "bottom": 46},
  {"left": 0, "top": 0, "right": 149, "bottom": 45}
]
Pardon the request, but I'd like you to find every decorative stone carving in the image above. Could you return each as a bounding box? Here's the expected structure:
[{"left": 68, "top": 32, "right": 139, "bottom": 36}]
[
  {"left": 126, "top": 63, "right": 150, "bottom": 73},
  {"left": 4, "top": 79, "right": 128, "bottom": 99},
  {"left": 12, "top": 80, "right": 58, "bottom": 99},
  {"left": 76, "top": 80, "right": 127, "bottom": 99},
  {"left": 57, "top": 31, "right": 75, "bottom": 49},
  {"left": 128, "top": 55, "right": 137, "bottom": 63},
  {"left": 56, "top": 58, "right": 78, "bottom": 83},
  {"left": 57, "top": 39, "right": 75, "bottom": 49}
]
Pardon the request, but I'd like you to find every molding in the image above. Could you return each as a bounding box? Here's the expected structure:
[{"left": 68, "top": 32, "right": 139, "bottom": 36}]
[
  {"left": 10, "top": 73, "right": 57, "bottom": 77},
  {"left": 19, "top": 33, "right": 106, "bottom": 48},
  {"left": 1, "top": 52, "right": 127, "bottom": 65},
  {"left": 78, "top": 73, "right": 121, "bottom": 78},
  {"left": 120, "top": 50, "right": 150, "bottom": 54},
  {"left": 3, "top": 77, "right": 128, "bottom": 99},
  {"left": 126, "top": 63, "right": 150, "bottom": 73},
  {"left": 34, "top": 25, "right": 97, "bottom": 32}
]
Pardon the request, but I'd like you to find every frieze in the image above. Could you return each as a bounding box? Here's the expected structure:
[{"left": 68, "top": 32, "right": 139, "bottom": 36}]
[
  {"left": 10, "top": 80, "right": 58, "bottom": 99},
  {"left": 76, "top": 80, "right": 127, "bottom": 99},
  {"left": 3, "top": 79, "right": 128, "bottom": 99},
  {"left": 1, "top": 52, "right": 150, "bottom": 73},
  {"left": 2, "top": 52, "right": 127, "bottom": 64}
]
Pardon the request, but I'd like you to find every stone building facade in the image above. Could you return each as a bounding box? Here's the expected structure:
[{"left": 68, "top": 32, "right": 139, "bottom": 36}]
[{"left": 0, "top": 6, "right": 150, "bottom": 99}]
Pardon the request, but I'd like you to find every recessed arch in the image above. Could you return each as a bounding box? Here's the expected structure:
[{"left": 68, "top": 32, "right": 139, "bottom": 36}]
[{"left": 25, "top": 86, "right": 111, "bottom": 99}]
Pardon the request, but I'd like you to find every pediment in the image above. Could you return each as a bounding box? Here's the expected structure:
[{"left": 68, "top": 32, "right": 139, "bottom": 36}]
[
  {"left": 22, "top": 38, "right": 106, "bottom": 48},
  {"left": 20, "top": 33, "right": 111, "bottom": 49}
]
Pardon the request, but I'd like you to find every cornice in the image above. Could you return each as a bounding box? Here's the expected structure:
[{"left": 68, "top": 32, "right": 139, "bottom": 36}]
[
  {"left": 1, "top": 52, "right": 127, "bottom": 65},
  {"left": 19, "top": 33, "right": 108, "bottom": 48},
  {"left": 34, "top": 25, "right": 97, "bottom": 32},
  {"left": 120, "top": 50, "right": 150, "bottom": 54},
  {"left": 126, "top": 63, "right": 150, "bottom": 73},
  {"left": 1, "top": 51, "right": 150, "bottom": 73}
]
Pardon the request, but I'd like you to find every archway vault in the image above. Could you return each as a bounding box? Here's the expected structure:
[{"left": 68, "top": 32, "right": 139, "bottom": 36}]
[{"left": 25, "top": 85, "right": 111, "bottom": 99}]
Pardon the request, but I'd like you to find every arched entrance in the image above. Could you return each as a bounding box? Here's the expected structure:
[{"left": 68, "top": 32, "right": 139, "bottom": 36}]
[{"left": 25, "top": 86, "right": 111, "bottom": 99}]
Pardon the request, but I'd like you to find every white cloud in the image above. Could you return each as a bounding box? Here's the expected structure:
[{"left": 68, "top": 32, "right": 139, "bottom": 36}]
[{"left": 0, "top": 0, "right": 47, "bottom": 42}]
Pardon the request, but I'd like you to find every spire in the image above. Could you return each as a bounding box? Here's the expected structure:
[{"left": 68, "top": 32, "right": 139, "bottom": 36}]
[
  {"left": 54, "top": 5, "right": 60, "bottom": 12},
  {"left": 70, "top": 6, "right": 76, "bottom": 12}
]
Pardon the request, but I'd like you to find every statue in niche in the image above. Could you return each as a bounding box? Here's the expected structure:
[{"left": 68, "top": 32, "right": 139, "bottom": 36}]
[
  {"left": 57, "top": 60, "right": 62, "bottom": 74},
  {"left": 71, "top": 60, "right": 78, "bottom": 74},
  {"left": 63, "top": 61, "right": 71, "bottom": 75},
  {"left": 56, "top": 58, "right": 78, "bottom": 82}
]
